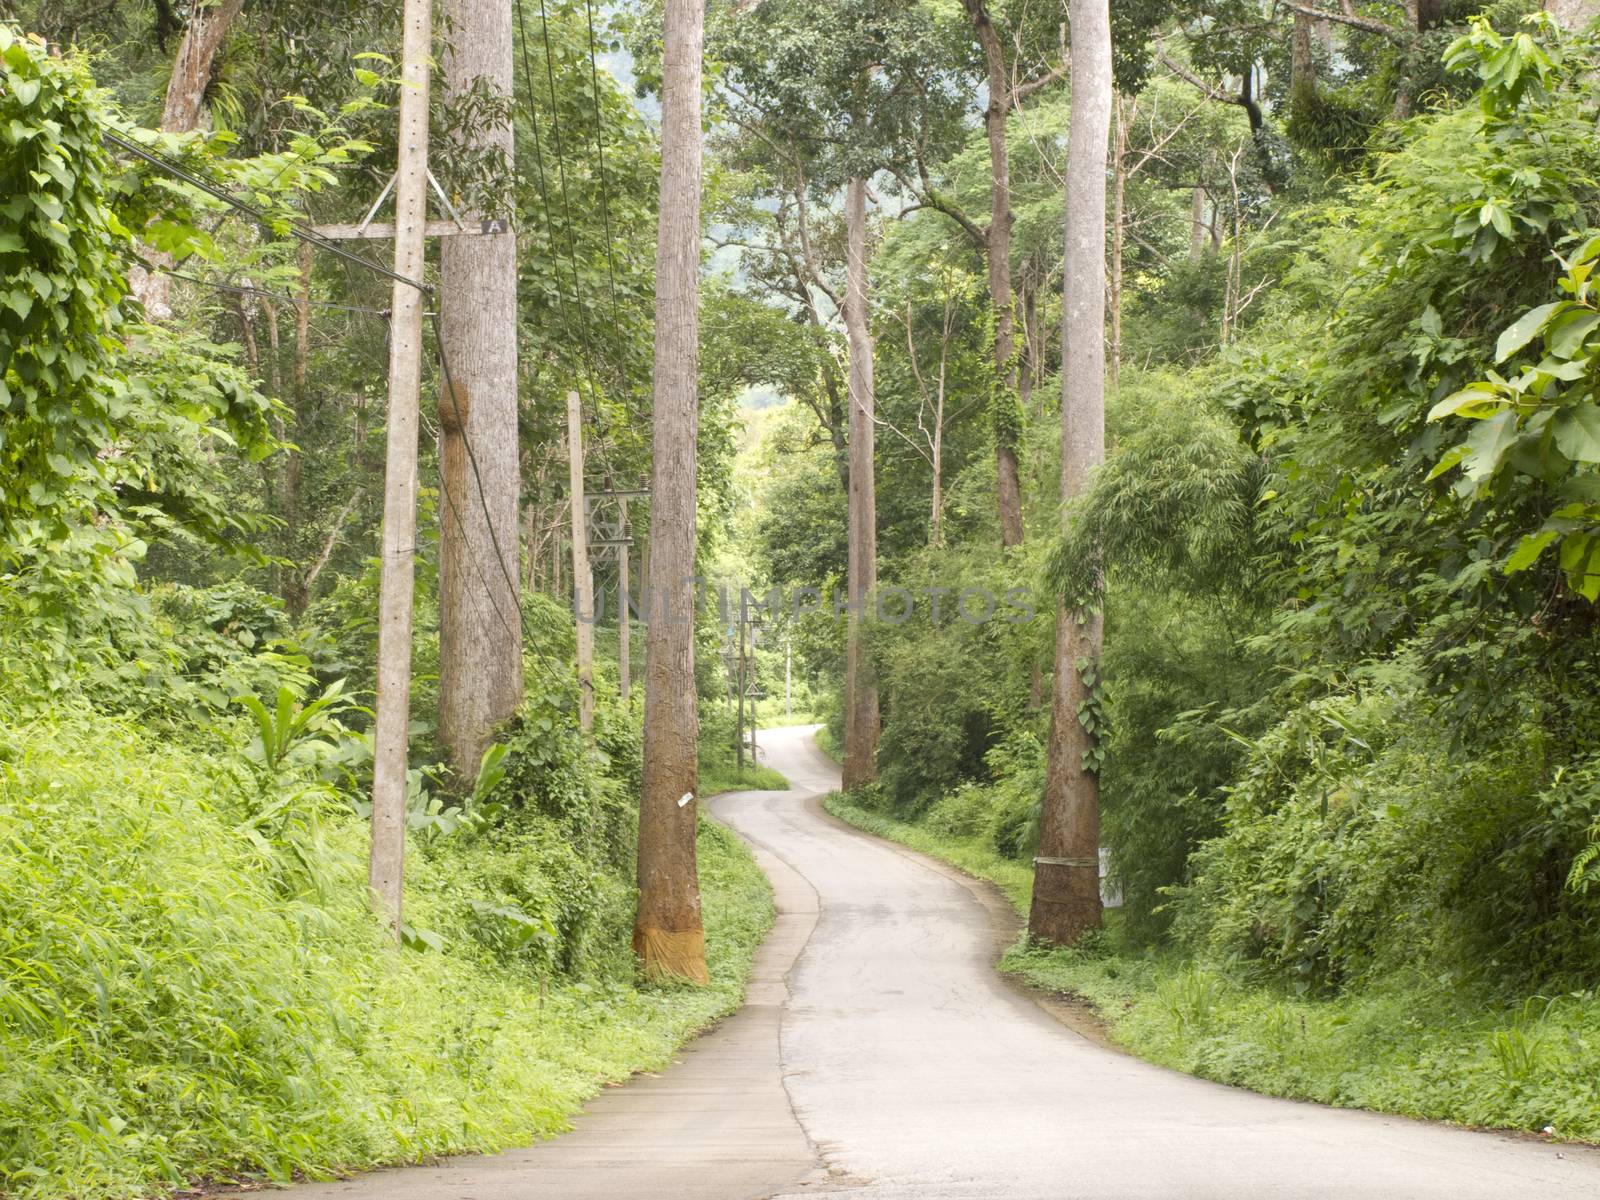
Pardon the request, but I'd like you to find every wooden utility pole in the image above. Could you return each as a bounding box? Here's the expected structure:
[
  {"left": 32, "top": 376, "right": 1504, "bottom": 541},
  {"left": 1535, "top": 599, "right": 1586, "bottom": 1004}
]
[
  {"left": 618, "top": 497, "right": 631, "bottom": 704},
  {"left": 368, "top": 0, "right": 433, "bottom": 942},
  {"left": 567, "top": 389, "right": 595, "bottom": 733},
  {"left": 735, "top": 608, "right": 746, "bottom": 771},
  {"left": 748, "top": 618, "right": 759, "bottom": 764}
]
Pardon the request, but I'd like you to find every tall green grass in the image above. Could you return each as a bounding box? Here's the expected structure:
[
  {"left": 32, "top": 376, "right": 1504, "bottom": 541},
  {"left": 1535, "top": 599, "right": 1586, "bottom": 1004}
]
[{"left": 0, "top": 707, "right": 771, "bottom": 1197}]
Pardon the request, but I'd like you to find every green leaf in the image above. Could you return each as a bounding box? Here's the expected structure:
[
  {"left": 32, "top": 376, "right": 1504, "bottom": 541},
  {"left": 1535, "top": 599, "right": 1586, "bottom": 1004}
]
[
  {"left": 1426, "top": 445, "right": 1467, "bottom": 481},
  {"left": 1461, "top": 410, "right": 1519, "bottom": 481},
  {"left": 1428, "top": 386, "right": 1504, "bottom": 421},
  {"left": 1505, "top": 529, "right": 1560, "bottom": 573},
  {"left": 1496, "top": 302, "right": 1565, "bottom": 362},
  {"left": 8, "top": 75, "right": 39, "bottom": 107},
  {"left": 1577, "top": 543, "right": 1600, "bottom": 602},
  {"left": 1553, "top": 404, "right": 1600, "bottom": 464},
  {"left": 1546, "top": 311, "right": 1600, "bottom": 359}
]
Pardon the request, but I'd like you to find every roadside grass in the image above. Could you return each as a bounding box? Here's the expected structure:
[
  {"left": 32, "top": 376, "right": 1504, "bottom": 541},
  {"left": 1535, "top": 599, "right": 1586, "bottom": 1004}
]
[
  {"left": 0, "top": 710, "right": 773, "bottom": 1199},
  {"left": 699, "top": 737, "right": 789, "bottom": 797},
  {"left": 823, "top": 790, "right": 1600, "bottom": 1146},
  {"left": 823, "top": 794, "right": 1032, "bottom": 911}
]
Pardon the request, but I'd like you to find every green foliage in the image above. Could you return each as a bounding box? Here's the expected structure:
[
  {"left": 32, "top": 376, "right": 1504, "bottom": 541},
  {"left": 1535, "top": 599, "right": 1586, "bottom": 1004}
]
[
  {"left": 1170, "top": 657, "right": 1600, "bottom": 994},
  {"left": 0, "top": 30, "right": 274, "bottom": 579},
  {"left": 1428, "top": 232, "right": 1600, "bottom": 597},
  {"left": 0, "top": 705, "right": 771, "bottom": 1197}
]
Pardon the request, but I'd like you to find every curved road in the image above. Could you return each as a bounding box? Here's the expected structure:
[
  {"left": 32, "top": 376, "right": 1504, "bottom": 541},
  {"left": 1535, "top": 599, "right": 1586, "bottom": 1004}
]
[{"left": 287, "top": 724, "right": 1600, "bottom": 1199}]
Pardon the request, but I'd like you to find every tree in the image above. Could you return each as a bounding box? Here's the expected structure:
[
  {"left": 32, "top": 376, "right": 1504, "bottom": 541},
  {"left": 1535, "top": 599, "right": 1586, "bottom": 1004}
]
[
  {"left": 711, "top": 0, "right": 946, "bottom": 788},
  {"left": 956, "top": 0, "right": 1064, "bottom": 550},
  {"left": 1029, "top": 0, "right": 1112, "bottom": 947},
  {"left": 436, "top": 0, "right": 524, "bottom": 783},
  {"left": 634, "top": 0, "right": 708, "bottom": 985},
  {"left": 840, "top": 173, "right": 880, "bottom": 790},
  {"left": 130, "top": 0, "right": 245, "bottom": 320}
]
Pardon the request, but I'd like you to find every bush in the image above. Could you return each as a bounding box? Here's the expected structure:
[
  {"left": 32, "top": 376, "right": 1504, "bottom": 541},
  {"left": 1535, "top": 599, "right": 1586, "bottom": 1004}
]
[
  {"left": 1172, "top": 660, "right": 1600, "bottom": 994},
  {"left": 0, "top": 700, "right": 770, "bottom": 1197}
]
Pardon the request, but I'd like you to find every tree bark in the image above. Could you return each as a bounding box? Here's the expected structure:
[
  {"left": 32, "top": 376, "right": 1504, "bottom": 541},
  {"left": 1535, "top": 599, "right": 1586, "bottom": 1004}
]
[
  {"left": 618, "top": 497, "right": 632, "bottom": 705},
  {"left": 1290, "top": 9, "right": 1318, "bottom": 125},
  {"left": 1018, "top": 273, "right": 1038, "bottom": 417},
  {"left": 961, "top": 0, "right": 1025, "bottom": 549},
  {"left": 841, "top": 175, "right": 880, "bottom": 791},
  {"left": 131, "top": 0, "right": 245, "bottom": 320},
  {"left": 634, "top": 0, "right": 708, "bottom": 985},
  {"left": 1110, "top": 95, "right": 1128, "bottom": 387},
  {"left": 566, "top": 389, "right": 595, "bottom": 733},
  {"left": 1188, "top": 187, "right": 1208, "bottom": 263},
  {"left": 438, "top": 0, "right": 523, "bottom": 784},
  {"left": 1546, "top": 0, "right": 1600, "bottom": 30},
  {"left": 1030, "top": 0, "right": 1111, "bottom": 949}
]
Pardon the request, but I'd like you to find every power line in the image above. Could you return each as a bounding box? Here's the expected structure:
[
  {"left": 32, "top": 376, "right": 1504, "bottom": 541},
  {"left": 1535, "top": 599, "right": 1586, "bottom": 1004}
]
[
  {"left": 581, "top": 0, "right": 623, "bottom": 335},
  {"left": 429, "top": 308, "right": 524, "bottom": 644},
  {"left": 428, "top": 307, "right": 564, "bottom": 684},
  {"left": 513, "top": 0, "right": 630, "bottom": 497},
  {"left": 160, "top": 269, "right": 398, "bottom": 315},
  {"left": 103, "top": 130, "right": 428, "bottom": 294}
]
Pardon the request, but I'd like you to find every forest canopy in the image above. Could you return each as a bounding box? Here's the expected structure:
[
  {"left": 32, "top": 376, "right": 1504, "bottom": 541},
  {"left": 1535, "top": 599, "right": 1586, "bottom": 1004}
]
[{"left": 3, "top": 0, "right": 1600, "bottom": 1192}]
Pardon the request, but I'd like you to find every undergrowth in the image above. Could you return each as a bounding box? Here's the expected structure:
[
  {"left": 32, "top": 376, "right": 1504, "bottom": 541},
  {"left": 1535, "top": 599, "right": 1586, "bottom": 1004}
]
[{"left": 0, "top": 707, "right": 772, "bottom": 1198}]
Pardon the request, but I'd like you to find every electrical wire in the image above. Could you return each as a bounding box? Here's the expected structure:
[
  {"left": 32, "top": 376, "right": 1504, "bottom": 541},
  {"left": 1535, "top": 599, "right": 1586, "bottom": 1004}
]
[
  {"left": 512, "top": 0, "right": 633, "bottom": 504},
  {"left": 580, "top": 0, "right": 623, "bottom": 335},
  {"left": 160, "top": 269, "right": 397, "bottom": 315},
  {"left": 103, "top": 130, "right": 428, "bottom": 294},
  {"left": 428, "top": 308, "right": 565, "bottom": 683}
]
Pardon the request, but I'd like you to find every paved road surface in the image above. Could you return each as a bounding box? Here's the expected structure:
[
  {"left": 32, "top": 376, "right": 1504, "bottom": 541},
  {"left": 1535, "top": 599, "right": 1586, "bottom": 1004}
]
[{"left": 282, "top": 724, "right": 1600, "bottom": 1199}]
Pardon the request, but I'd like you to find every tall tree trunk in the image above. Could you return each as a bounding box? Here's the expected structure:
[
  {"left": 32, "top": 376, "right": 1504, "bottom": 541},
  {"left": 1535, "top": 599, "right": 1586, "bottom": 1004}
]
[
  {"left": 618, "top": 497, "right": 632, "bottom": 705},
  {"left": 1546, "top": 0, "right": 1600, "bottom": 30},
  {"left": 1188, "top": 187, "right": 1208, "bottom": 262},
  {"left": 282, "top": 241, "right": 311, "bottom": 616},
  {"left": 841, "top": 175, "right": 880, "bottom": 791},
  {"left": 962, "top": 0, "right": 1024, "bottom": 549},
  {"left": 634, "top": 0, "right": 708, "bottom": 985},
  {"left": 1029, "top": 0, "right": 1111, "bottom": 948},
  {"left": 438, "top": 0, "right": 523, "bottom": 783},
  {"left": 1018, "top": 274, "right": 1037, "bottom": 417},
  {"left": 1290, "top": 10, "right": 1318, "bottom": 124},
  {"left": 1110, "top": 95, "right": 1128, "bottom": 387},
  {"left": 131, "top": 0, "right": 245, "bottom": 319}
]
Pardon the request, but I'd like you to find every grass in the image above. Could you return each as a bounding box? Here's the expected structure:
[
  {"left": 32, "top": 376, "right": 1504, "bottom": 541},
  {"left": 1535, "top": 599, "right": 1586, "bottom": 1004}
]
[
  {"left": 822, "top": 788, "right": 1600, "bottom": 1146},
  {"left": 698, "top": 738, "right": 789, "bottom": 797},
  {"left": 823, "top": 794, "right": 1033, "bottom": 911},
  {"left": 0, "top": 707, "right": 775, "bottom": 1198}
]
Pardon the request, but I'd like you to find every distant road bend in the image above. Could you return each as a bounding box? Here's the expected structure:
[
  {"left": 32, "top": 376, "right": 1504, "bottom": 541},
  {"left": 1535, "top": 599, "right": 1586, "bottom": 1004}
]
[{"left": 283, "top": 724, "right": 1600, "bottom": 1200}]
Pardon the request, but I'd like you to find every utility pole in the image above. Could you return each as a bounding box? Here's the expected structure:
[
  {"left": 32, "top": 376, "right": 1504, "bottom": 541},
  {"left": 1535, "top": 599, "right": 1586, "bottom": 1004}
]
[
  {"left": 735, "top": 604, "right": 746, "bottom": 772},
  {"left": 749, "top": 616, "right": 759, "bottom": 764},
  {"left": 618, "top": 496, "right": 631, "bottom": 705},
  {"left": 567, "top": 389, "right": 595, "bottom": 733},
  {"left": 368, "top": 0, "right": 432, "bottom": 942}
]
